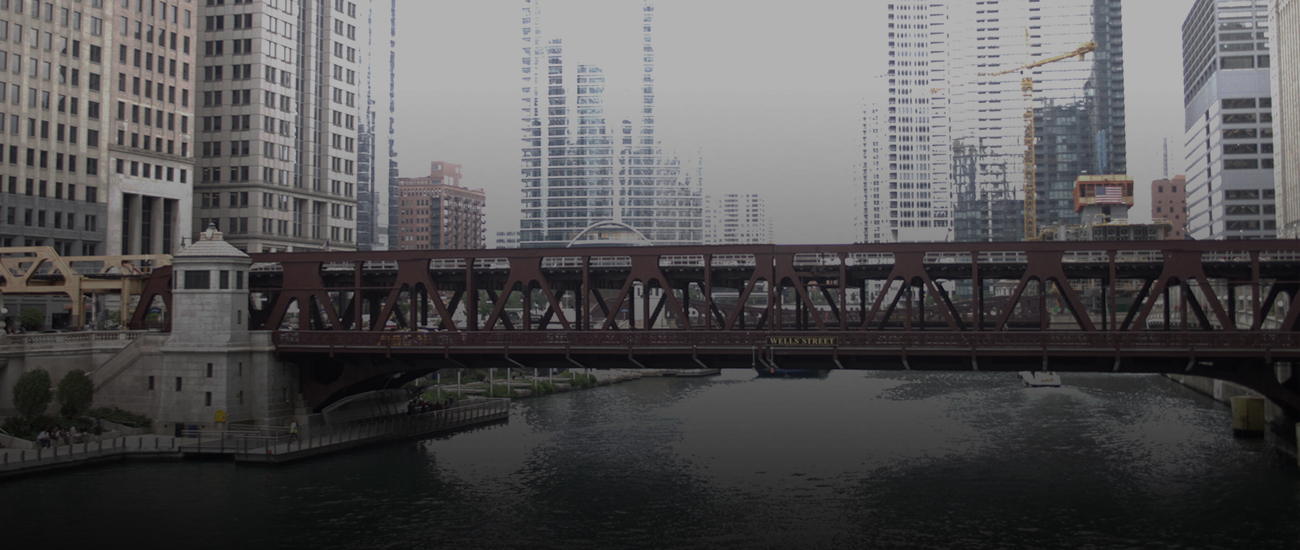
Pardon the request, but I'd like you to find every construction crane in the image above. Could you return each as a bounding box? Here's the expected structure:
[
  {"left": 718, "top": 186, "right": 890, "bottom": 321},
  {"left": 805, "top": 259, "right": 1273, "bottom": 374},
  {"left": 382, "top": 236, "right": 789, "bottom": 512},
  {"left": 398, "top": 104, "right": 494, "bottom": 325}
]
[{"left": 935, "top": 40, "right": 1097, "bottom": 240}]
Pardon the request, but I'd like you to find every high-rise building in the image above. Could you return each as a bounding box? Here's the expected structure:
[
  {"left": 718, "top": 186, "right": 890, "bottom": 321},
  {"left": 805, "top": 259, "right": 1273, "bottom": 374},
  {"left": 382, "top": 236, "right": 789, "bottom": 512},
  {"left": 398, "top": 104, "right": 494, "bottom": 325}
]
[
  {"left": 517, "top": 0, "right": 701, "bottom": 249},
  {"left": 1, "top": 1, "right": 197, "bottom": 256},
  {"left": 1151, "top": 176, "right": 1189, "bottom": 239},
  {"left": 193, "top": 0, "right": 362, "bottom": 253},
  {"left": 1271, "top": 0, "right": 1299, "bottom": 238},
  {"left": 494, "top": 230, "right": 519, "bottom": 249},
  {"left": 703, "top": 194, "right": 773, "bottom": 245},
  {"left": 880, "top": 0, "right": 951, "bottom": 243},
  {"left": 945, "top": 0, "right": 1127, "bottom": 242},
  {"left": 356, "top": 0, "right": 397, "bottom": 251},
  {"left": 394, "top": 161, "right": 484, "bottom": 250},
  {"left": 862, "top": 104, "right": 889, "bottom": 243},
  {"left": 1183, "top": 0, "right": 1277, "bottom": 240}
]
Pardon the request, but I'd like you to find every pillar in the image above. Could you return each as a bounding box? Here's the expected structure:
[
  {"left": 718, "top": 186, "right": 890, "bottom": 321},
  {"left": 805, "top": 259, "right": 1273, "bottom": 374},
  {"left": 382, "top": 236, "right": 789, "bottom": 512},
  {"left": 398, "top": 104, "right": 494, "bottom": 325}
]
[{"left": 1230, "top": 396, "right": 1265, "bottom": 437}]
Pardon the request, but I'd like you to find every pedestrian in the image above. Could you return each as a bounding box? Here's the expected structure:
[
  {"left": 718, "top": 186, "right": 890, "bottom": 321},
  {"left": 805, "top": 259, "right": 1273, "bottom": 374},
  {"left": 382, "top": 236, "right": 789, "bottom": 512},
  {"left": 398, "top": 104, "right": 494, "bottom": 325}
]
[
  {"left": 93, "top": 420, "right": 103, "bottom": 443},
  {"left": 37, "top": 429, "right": 50, "bottom": 448},
  {"left": 289, "top": 420, "right": 299, "bottom": 440}
]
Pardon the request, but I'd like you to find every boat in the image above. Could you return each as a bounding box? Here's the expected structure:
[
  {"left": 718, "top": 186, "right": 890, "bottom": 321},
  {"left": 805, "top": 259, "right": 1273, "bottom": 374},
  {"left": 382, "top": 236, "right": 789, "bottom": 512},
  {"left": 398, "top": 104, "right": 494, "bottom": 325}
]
[
  {"left": 754, "top": 366, "right": 828, "bottom": 378},
  {"left": 1020, "top": 371, "right": 1061, "bottom": 388}
]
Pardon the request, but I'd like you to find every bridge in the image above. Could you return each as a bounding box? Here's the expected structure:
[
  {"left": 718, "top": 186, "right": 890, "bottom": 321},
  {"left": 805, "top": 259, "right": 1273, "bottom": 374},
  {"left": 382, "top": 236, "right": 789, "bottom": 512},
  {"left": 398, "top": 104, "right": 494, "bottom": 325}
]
[{"left": 112, "top": 240, "right": 1300, "bottom": 416}]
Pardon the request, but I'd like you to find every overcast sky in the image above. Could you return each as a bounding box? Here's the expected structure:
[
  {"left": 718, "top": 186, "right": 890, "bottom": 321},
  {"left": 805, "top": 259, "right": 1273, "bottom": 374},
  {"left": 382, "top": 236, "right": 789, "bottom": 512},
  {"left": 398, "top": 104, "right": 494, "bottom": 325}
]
[{"left": 392, "top": 0, "right": 1195, "bottom": 245}]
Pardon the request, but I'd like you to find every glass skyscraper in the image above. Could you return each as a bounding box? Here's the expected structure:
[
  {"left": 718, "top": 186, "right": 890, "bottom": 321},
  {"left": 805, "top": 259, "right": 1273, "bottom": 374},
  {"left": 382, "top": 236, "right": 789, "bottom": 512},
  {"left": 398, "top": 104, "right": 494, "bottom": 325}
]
[
  {"left": 517, "top": 0, "right": 701, "bottom": 248},
  {"left": 946, "top": 0, "right": 1127, "bottom": 242},
  {"left": 874, "top": 0, "right": 1126, "bottom": 243}
]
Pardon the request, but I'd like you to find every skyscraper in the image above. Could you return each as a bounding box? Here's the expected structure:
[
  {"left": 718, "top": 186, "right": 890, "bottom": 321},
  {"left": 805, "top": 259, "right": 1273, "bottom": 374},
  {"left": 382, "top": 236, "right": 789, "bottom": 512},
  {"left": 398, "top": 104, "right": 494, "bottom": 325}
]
[
  {"left": 1183, "top": 0, "right": 1276, "bottom": 240},
  {"left": 1271, "top": 0, "right": 1299, "bottom": 238},
  {"left": 193, "top": 0, "right": 362, "bottom": 253},
  {"left": 879, "top": 0, "right": 951, "bottom": 243},
  {"left": 862, "top": 103, "right": 888, "bottom": 243},
  {"left": 356, "top": 0, "right": 398, "bottom": 251},
  {"left": 0, "top": 1, "right": 198, "bottom": 256},
  {"left": 703, "top": 193, "right": 773, "bottom": 245},
  {"left": 945, "top": 0, "right": 1126, "bottom": 242},
  {"left": 517, "top": 0, "right": 700, "bottom": 249}
]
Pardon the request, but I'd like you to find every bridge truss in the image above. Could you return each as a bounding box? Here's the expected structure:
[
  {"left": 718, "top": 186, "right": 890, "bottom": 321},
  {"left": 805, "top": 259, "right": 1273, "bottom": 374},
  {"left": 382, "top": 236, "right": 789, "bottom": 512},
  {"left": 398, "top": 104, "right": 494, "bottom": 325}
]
[{"left": 130, "top": 241, "right": 1300, "bottom": 412}]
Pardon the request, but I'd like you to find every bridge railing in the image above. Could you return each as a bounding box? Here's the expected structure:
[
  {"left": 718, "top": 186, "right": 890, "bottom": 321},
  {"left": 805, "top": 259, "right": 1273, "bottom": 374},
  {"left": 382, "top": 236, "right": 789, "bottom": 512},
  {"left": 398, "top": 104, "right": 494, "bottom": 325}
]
[
  {"left": 271, "top": 330, "right": 1300, "bottom": 357},
  {"left": 176, "top": 398, "right": 512, "bottom": 459}
]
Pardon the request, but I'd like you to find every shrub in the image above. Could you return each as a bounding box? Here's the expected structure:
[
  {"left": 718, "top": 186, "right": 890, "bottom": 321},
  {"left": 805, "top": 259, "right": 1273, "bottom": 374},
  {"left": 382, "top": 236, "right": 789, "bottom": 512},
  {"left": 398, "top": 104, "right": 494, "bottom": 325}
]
[
  {"left": 57, "top": 369, "right": 95, "bottom": 419},
  {"left": 18, "top": 307, "right": 44, "bottom": 332},
  {"left": 84, "top": 407, "right": 153, "bottom": 428},
  {"left": 13, "top": 369, "right": 53, "bottom": 419}
]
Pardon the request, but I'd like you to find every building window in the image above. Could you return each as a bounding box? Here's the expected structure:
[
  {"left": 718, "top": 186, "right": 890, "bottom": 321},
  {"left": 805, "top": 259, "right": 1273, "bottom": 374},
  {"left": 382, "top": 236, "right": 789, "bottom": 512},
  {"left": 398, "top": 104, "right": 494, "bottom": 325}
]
[{"left": 183, "top": 270, "right": 211, "bottom": 289}]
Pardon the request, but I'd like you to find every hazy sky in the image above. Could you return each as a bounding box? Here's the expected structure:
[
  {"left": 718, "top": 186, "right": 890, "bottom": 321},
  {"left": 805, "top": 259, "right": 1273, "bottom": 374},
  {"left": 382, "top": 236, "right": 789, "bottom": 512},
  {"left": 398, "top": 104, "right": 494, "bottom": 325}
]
[{"left": 392, "top": 0, "right": 1196, "bottom": 245}]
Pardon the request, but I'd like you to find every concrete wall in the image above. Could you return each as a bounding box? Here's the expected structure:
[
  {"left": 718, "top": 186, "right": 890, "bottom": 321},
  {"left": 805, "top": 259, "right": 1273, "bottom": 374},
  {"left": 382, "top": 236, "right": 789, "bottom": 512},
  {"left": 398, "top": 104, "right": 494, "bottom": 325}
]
[
  {"left": 1165, "top": 374, "right": 1287, "bottom": 423},
  {"left": 2, "top": 330, "right": 301, "bottom": 434},
  {"left": 0, "top": 332, "right": 151, "bottom": 416}
]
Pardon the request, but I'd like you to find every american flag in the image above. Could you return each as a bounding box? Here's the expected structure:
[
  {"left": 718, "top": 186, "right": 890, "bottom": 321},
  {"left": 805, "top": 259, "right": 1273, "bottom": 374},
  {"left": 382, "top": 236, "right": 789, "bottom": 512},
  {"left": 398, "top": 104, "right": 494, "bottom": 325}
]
[{"left": 1095, "top": 186, "right": 1125, "bottom": 204}]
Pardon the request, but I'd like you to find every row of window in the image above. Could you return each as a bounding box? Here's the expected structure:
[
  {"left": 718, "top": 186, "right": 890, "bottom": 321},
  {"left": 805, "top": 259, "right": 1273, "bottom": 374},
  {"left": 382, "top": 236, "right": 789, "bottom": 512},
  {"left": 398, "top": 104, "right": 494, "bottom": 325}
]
[
  {"left": 1223, "top": 158, "right": 1276, "bottom": 170},
  {"left": 202, "top": 37, "right": 251, "bottom": 56},
  {"left": 4, "top": 176, "right": 95, "bottom": 202},
  {"left": 2, "top": 113, "right": 98, "bottom": 147},
  {"left": 118, "top": 73, "right": 189, "bottom": 105},
  {"left": 1, "top": 50, "right": 97, "bottom": 89},
  {"left": 0, "top": 18, "right": 104, "bottom": 56},
  {"left": 1, "top": 144, "right": 96, "bottom": 173},
  {"left": 117, "top": 129, "right": 187, "bottom": 157},
  {"left": 117, "top": 0, "right": 189, "bottom": 30},
  {"left": 2, "top": 0, "right": 104, "bottom": 26},
  {"left": 119, "top": 44, "right": 188, "bottom": 80},
  {"left": 3, "top": 207, "right": 97, "bottom": 232},
  {"left": 1, "top": 84, "right": 95, "bottom": 121},
  {"left": 0, "top": 238, "right": 96, "bottom": 256},
  {"left": 113, "top": 157, "right": 187, "bottom": 183}
]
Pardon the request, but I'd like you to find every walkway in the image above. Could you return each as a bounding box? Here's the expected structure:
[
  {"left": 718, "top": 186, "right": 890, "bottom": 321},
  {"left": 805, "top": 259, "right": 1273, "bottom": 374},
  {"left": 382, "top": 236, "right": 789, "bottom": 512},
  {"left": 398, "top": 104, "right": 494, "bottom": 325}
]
[
  {"left": 0, "top": 398, "right": 512, "bottom": 477},
  {"left": 0, "top": 435, "right": 181, "bottom": 479}
]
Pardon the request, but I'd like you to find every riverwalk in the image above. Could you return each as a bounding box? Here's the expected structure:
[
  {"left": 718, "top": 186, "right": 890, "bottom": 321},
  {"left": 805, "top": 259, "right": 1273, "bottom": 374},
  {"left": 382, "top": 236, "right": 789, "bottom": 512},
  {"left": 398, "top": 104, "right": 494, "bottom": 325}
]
[{"left": 0, "top": 398, "right": 510, "bottom": 479}]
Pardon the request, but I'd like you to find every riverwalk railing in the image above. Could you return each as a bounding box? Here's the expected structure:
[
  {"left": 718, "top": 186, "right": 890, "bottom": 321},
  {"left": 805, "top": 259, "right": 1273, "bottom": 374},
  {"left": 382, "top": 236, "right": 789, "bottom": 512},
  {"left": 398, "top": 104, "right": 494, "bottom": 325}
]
[
  {"left": 0, "top": 435, "right": 180, "bottom": 477},
  {"left": 180, "top": 398, "right": 511, "bottom": 462}
]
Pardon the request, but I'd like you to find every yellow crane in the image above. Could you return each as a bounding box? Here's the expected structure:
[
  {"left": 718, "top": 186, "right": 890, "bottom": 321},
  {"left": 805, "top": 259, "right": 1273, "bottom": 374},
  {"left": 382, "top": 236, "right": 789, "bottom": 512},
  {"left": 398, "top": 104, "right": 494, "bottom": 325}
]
[{"left": 934, "top": 39, "right": 1098, "bottom": 240}]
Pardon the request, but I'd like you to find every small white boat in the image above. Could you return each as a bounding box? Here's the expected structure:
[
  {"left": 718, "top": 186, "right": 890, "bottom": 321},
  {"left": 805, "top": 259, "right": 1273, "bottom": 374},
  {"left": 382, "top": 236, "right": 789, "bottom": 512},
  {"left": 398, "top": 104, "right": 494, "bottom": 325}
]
[{"left": 1020, "top": 371, "right": 1061, "bottom": 388}]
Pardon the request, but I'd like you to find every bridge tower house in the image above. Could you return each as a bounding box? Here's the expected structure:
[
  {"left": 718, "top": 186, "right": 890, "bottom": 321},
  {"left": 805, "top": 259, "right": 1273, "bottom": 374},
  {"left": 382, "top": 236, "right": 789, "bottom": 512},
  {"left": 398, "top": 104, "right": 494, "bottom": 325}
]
[{"left": 154, "top": 227, "right": 298, "bottom": 435}]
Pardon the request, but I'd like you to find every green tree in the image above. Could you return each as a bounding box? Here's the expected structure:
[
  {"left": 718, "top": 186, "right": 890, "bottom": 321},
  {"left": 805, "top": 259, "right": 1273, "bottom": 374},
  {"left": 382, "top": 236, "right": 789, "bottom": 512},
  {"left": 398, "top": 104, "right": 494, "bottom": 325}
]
[
  {"left": 13, "top": 369, "right": 53, "bottom": 419},
  {"left": 18, "top": 307, "right": 44, "bottom": 331},
  {"left": 57, "top": 369, "right": 94, "bottom": 419}
]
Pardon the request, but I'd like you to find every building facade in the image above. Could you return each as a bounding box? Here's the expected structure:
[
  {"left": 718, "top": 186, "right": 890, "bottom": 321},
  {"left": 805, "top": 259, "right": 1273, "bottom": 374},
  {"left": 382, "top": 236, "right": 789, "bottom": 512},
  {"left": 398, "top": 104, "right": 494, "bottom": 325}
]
[
  {"left": 703, "top": 193, "right": 772, "bottom": 245},
  {"left": 1183, "top": 0, "right": 1277, "bottom": 240},
  {"left": 880, "top": 0, "right": 951, "bottom": 243},
  {"left": 395, "top": 161, "right": 484, "bottom": 250},
  {"left": 517, "top": 0, "right": 700, "bottom": 249},
  {"left": 1151, "top": 175, "right": 1189, "bottom": 239},
  {"left": 355, "top": 0, "right": 396, "bottom": 251},
  {"left": 946, "top": 0, "right": 1127, "bottom": 242},
  {"left": 1, "top": 0, "right": 197, "bottom": 256},
  {"left": 1272, "top": 0, "right": 1299, "bottom": 237},
  {"left": 193, "top": 0, "right": 361, "bottom": 253}
]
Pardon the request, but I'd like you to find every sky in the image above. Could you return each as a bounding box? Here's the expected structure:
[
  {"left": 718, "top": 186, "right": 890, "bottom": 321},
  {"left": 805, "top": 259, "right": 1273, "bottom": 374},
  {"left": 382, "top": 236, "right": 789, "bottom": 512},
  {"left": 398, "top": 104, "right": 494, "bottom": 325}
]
[{"left": 391, "top": 0, "right": 1197, "bottom": 245}]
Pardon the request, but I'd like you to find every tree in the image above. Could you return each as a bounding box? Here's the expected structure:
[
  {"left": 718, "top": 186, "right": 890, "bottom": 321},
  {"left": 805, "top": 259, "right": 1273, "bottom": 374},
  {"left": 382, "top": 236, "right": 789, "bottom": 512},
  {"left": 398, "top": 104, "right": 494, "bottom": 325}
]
[
  {"left": 57, "top": 369, "right": 94, "bottom": 419},
  {"left": 13, "top": 369, "right": 53, "bottom": 419},
  {"left": 18, "top": 307, "right": 44, "bottom": 332}
]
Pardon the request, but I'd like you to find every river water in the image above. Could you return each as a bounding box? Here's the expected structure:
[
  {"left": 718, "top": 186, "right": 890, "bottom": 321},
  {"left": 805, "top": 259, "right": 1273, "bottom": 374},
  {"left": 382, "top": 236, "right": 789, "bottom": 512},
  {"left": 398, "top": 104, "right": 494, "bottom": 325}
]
[{"left": 5, "top": 370, "right": 1299, "bottom": 549}]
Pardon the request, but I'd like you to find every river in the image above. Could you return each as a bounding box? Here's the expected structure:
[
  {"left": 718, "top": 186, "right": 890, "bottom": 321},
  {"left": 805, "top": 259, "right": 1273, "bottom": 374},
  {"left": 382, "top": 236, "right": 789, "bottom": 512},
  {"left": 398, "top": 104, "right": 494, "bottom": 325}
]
[{"left": 4, "top": 369, "right": 1298, "bottom": 549}]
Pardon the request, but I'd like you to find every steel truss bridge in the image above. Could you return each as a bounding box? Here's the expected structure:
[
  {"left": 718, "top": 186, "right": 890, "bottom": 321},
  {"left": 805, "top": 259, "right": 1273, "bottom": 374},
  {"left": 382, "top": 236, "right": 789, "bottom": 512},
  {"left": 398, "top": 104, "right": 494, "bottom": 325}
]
[{"left": 125, "top": 241, "right": 1300, "bottom": 413}]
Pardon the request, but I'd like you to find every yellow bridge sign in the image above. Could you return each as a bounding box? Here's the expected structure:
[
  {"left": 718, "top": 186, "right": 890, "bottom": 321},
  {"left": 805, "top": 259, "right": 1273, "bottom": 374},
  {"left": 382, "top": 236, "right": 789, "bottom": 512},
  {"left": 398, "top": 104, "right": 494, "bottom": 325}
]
[{"left": 765, "top": 336, "right": 838, "bottom": 347}]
